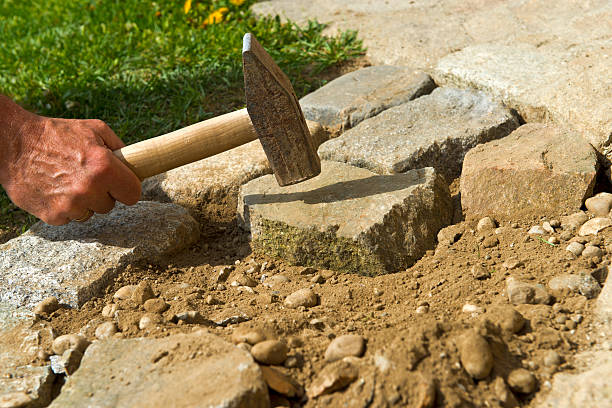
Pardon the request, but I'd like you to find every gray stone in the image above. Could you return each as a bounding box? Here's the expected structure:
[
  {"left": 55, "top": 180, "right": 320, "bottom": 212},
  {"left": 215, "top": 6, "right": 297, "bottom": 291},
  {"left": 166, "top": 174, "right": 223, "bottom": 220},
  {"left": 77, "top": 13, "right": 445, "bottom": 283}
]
[
  {"left": 585, "top": 193, "right": 612, "bottom": 217},
  {"left": 238, "top": 162, "right": 452, "bottom": 275},
  {"left": 461, "top": 124, "right": 598, "bottom": 219},
  {"left": 319, "top": 87, "right": 518, "bottom": 182},
  {"left": 548, "top": 273, "right": 601, "bottom": 299},
  {"left": 506, "top": 277, "right": 551, "bottom": 305},
  {"left": 433, "top": 41, "right": 612, "bottom": 153},
  {"left": 566, "top": 242, "right": 585, "bottom": 257},
  {"left": 582, "top": 246, "right": 603, "bottom": 259},
  {"left": 0, "top": 202, "right": 199, "bottom": 309},
  {"left": 49, "top": 331, "right": 269, "bottom": 408},
  {"left": 300, "top": 66, "right": 435, "bottom": 129}
]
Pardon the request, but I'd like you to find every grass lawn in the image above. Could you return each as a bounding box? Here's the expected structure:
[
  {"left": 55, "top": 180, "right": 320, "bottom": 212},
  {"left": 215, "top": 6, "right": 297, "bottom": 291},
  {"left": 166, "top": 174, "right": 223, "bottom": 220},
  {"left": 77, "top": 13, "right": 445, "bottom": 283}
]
[{"left": 0, "top": 0, "right": 364, "bottom": 238}]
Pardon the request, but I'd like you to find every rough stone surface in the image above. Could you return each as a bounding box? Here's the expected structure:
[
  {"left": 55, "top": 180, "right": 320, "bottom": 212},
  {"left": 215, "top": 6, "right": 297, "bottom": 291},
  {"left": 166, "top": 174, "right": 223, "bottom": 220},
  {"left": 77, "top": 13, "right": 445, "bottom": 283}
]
[
  {"left": 585, "top": 193, "right": 612, "bottom": 217},
  {"left": 49, "top": 331, "right": 269, "bottom": 408},
  {"left": 300, "top": 66, "right": 435, "bottom": 129},
  {"left": 319, "top": 87, "right": 518, "bottom": 182},
  {"left": 461, "top": 123, "right": 598, "bottom": 219},
  {"left": 579, "top": 218, "right": 612, "bottom": 236},
  {"left": 324, "top": 335, "right": 366, "bottom": 362},
  {"left": 239, "top": 162, "right": 452, "bottom": 275},
  {"left": 307, "top": 359, "right": 359, "bottom": 399},
  {"left": 142, "top": 121, "right": 327, "bottom": 224},
  {"left": 548, "top": 273, "right": 601, "bottom": 299},
  {"left": 0, "top": 202, "right": 199, "bottom": 309},
  {"left": 506, "top": 277, "right": 551, "bottom": 305}
]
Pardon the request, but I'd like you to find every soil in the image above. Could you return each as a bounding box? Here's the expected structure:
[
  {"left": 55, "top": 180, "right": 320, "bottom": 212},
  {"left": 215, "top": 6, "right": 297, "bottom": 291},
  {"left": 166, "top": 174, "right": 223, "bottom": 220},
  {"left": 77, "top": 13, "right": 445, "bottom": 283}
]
[{"left": 36, "top": 176, "right": 608, "bottom": 407}]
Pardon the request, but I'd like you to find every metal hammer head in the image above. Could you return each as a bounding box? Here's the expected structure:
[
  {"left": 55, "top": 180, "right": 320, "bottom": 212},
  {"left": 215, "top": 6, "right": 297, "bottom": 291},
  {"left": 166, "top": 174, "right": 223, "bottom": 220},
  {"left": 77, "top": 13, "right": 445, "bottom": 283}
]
[{"left": 242, "top": 33, "right": 321, "bottom": 186}]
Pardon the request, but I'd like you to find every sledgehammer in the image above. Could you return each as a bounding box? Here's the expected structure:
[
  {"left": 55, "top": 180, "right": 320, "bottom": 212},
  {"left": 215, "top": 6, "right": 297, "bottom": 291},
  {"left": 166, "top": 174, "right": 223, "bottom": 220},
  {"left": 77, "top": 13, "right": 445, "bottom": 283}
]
[{"left": 112, "top": 33, "right": 321, "bottom": 187}]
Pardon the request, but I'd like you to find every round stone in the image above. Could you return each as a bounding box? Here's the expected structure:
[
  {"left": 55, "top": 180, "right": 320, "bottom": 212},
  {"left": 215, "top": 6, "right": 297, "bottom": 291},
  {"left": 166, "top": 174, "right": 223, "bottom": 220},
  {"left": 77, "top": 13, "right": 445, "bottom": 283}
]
[
  {"left": 507, "top": 368, "right": 537, "bottom": 394},
  {"left": 251, "top": 340, "right": 288, "bottom": 365},
  {"left": 143, "top": 298, "right": 169, "bottom": 314},
  {"left": 324, "top": 335, "right": 366, "bottom": 362},
  {"left": 488, "top": 305, "right": 525, "bottom": 333},
  {"left": 33, "top": 296, "right": 60, "bottom": 315},
  {"left": 458, "top": 331, "right": 493, "bottom": 379},
  {"left": 582, "top": 245, "right": 603, "bottom": 258},
  {"left": 52, "top": 334, "right": 90, "bottom": 355},
  {"left": 542, "top": 350, "right": 562, "bottom": 367},
  {"left": 113, "top": 285, "right": 136, "bottom": 300},
  {"left": 477, "top": 217, "right": 497, "bottom": 232},
  {"left": 565, "top": 242, "right": 585, "bottom": 257},
  {"left": 231, "top": 326, "right": 267, "bottom": 345},
  {"left": 95, "top": 322, "right": 118, "bottom": 339},
  {"left": 284, "top": 289, "right": 318, "bottom": 309}
]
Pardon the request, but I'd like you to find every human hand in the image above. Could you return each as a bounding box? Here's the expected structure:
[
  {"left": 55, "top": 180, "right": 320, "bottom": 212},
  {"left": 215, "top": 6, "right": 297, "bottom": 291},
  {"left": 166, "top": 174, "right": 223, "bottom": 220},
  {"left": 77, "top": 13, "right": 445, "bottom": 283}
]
[{"left": 0, "top": 99, "right": 141, "bottom": 225}]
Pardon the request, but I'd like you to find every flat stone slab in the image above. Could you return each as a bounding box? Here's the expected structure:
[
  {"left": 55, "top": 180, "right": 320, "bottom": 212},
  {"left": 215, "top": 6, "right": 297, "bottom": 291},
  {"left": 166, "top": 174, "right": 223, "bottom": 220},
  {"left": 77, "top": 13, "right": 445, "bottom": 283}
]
[
  {"left": 49, "top": 330, "right": 269, "bottom": 408},
  {"left": 318, "top": 87, "right": 518, "bottom": 182},
  {"left": 433, "top": 41, "right": 612, "bottom": 154},
  {"left": 0, "top": 202, "right": 199, "bottom": 309},
  {"left": 461, "top": 123, "right": 598, "bottom": 220},
  {"left": 238, "top": 161, "right": 452, "bottom": 275},
  {"left": 300, "top": 66, "right": 435, "bottom": 129}
]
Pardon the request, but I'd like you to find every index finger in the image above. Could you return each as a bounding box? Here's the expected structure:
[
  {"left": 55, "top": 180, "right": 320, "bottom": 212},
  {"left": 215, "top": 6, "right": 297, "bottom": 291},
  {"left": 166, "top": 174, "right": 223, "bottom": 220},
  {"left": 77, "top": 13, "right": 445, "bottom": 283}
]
[{"left": 105, "top": 151, "right": 142, "bottom": 206}]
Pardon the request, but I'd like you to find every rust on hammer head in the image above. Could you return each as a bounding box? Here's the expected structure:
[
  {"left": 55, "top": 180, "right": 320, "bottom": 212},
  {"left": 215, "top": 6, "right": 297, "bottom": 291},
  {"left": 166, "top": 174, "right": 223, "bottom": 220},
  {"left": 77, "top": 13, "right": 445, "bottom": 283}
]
[{"left": 242, "top": 33, "right": 321, "bottom": 186}]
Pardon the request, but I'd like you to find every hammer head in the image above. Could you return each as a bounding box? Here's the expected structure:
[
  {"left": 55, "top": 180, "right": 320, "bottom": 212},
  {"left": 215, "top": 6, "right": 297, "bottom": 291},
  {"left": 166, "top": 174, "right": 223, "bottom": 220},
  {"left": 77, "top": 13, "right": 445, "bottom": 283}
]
[{"left": 242, "top": 33, "right": 321, "bottom": 186}]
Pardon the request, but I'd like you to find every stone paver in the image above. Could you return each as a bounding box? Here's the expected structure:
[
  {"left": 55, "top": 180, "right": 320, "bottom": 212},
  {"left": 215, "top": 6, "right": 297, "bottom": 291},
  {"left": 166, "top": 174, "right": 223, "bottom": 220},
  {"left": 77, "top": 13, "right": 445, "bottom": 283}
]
[
  {"left": 0, "top": 202, "right": 199, "bottom": 309},
  {"left": 238, "top": 161, "right": 452, "bottom": 275},
  {"left": 142, "top": 121, "right": 327, "bottom": 224},
  {"left": 319, "top": 87, "right": 518, "bottom": 181},
  {"left": 300, "top": 66, "right": 435, "bottom": 129},
  {"left": 461, "top": 123, "right": 598, "bottom": 219},
  {"left": 433, "top": 41, "right": 612, "bottom": 154},
  {"left": 49, "top": 330, "right": 269, "bottom": 408}
]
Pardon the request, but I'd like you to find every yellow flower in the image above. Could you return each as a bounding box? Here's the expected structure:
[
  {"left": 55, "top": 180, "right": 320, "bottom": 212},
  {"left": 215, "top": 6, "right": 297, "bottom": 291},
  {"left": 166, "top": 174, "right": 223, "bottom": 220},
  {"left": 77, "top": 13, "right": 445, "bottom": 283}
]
[
  {"left": 183, "top": 0, "right": 192, "bottom": 14},
  {"left": 230, "top": 0, "right": 245, "bottom": 5},
  {"left": 203, "top": 7, "right": 229, "bottom": 25}
]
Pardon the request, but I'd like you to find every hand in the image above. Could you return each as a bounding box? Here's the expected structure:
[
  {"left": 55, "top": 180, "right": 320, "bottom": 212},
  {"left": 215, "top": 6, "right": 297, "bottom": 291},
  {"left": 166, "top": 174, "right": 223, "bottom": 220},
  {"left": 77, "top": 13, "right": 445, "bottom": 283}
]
[{"left": 0, "top": 99, "right": 141, "bottom": 225}]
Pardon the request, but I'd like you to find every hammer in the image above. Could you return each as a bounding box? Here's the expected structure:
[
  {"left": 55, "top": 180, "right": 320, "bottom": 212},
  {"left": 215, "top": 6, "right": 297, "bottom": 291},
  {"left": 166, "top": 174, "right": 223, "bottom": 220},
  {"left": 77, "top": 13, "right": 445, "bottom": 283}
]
[{"left": 113, "top": 33, "right": 321, "bottom": 187}]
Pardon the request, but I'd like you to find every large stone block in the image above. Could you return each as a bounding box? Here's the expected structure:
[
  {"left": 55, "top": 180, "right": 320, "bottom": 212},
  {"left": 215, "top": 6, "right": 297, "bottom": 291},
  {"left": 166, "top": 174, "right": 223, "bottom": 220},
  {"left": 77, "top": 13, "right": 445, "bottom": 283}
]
[
  {"left": 318, "top": 87, "right": 518, "bottom": 182},
  {"left": 0, "top": 202, "right": 199, "bottom": 309},
  {"left": 238, "top": 161, "right": 452, "bottom": 275},
  {"left": 461, "top": 123, "right": 598, "bottom": 220},
  {"left": 433, "top": 41, "right": 612, "bottom": 154},
  {"left": 49, "top": 331, "right": 269, "bottom": 408},
  {"left": 300, "top": 66, "right": 435, "bottom": 129}
]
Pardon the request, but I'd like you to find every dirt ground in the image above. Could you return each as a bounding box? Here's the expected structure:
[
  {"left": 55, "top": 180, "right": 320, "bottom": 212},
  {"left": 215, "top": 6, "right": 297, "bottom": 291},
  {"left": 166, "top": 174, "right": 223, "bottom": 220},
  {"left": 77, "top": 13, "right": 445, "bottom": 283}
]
[{"left": 35, "top": 177, "right": 608, "bottom": 408}]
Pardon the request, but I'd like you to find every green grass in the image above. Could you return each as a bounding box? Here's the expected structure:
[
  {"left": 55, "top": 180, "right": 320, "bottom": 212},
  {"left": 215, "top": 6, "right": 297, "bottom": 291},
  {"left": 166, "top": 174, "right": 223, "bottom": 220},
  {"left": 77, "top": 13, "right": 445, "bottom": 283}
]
[{"left": 0, "top": 0, "right": 364, "bottom": 233}]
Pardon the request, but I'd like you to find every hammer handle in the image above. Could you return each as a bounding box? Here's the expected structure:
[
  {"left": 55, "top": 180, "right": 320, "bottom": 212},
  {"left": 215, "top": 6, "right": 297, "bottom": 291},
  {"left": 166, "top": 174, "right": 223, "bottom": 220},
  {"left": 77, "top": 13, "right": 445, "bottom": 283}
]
[{"left": 113, "top": 109, "right": 257, "bottom": 180}]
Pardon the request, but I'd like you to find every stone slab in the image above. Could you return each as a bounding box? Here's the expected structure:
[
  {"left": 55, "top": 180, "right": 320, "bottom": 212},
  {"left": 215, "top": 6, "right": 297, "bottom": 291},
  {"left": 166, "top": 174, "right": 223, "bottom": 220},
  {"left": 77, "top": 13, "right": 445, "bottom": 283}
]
[
  {"left": 49, "top": 330, "right": 269, "bottom": 408},
  {"left": 238, "top": 161, "right": 452, "bottom": 275},
  {"left": 0, "top": 202, "right": 199, "bottom": 309},
  {"left": 300, "top": 66, "right": 435, "bottom": 129},
  {"left": 318, "top": 87, "right": 518, "bottom": 182},
  {"left": 433, "top": 41, "right": 612, "bottom": 154},
  {"left": 461, "top": 123, "right": 598, "bottom": 220}
]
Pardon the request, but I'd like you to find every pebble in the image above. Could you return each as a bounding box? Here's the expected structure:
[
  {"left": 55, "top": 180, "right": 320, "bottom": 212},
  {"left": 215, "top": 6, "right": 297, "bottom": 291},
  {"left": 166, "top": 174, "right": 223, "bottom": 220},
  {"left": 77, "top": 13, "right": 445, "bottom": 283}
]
[
  {"left": 310, "top": 274, "right": 325, "bottom": 284},
  {"left": 585, "top": 192, "right": 612, "bottom": 216},
  {"left": 143, "top": 298, "right": 168, "bottom": 313},
  {"left": 542, "top": 221, "right": 555, "bottom": 234},
  {"left": 251, "top": 340, "right": 288, "bottom": 365},
  {"left": 416, "top": 305, "right": 429, "bottom": 314},
  {"left": 507, "top": 368, "right": 537, "bottom": 394},
  {"left": 260, "top": 366, "right": 304, "bottom": 398},
  {"left": 566, "top": 242, "right": 585, "bottom": 256},
  {"left": 139, "top": 313, "right": 163, "bottom": 330},
  {"left": 561, "top": 212, "right": 588, "bottom": 230},
  {"left": 476, "top": 216, "right": 497, "bottom": 232},
  {"left": 307, "top": 360, "right": 359, "bottom": 399},
  {"left": 231, "top": 273, "right": 257, "bottom": 288},
  {"left": 489, "top": 305, "right": 526, "bottom": 333},
  {"left": 506, "top": 277, "right": 551, "bottom": 305},
  {"left": 101, "top": 303, "right": 119, "bottom": 318},
  {"left": 458, "top": 331, "right": 493, "bottom": 379},
  {"left": 579, "top": 217, "right": 612, "bottom": 236},
  {"left": 131, "top": 281, "right": 155, "bottom": 305},
  {"left": 492, "top": 377, "right": 519, "bottom": 407},
  {"left": 33, "top": 296, "right": 60, "bottom": 315},
  {"left": 462, "top": 304, "right": 484, "bottom": 314},
  {"left": 52, "top": 333, "right": 90, "bottom": 355},
  {"left": 113, "top": 285, "right": 136, "bottom": 300},
  {"left": 548, "top": 273, "right": 601, "bottom": 299},
  {"left": 565, "top": 319, "right": 577, "bottom": 330},
  {"left": 502, "top": 257, "right": 522, "bottom": 270},
  {"left": 528, "top": 226, "right": 545, "bottom": 235},
  {"left": 95, "top": 321, "right": 118, "bottom": 339},
  {"left": 284, "top": 288, "right": 318, "bottom": 309},
  {"left": 582, "top": 245, "right": 603, "bottom": 258},
  {"left": 471, "top": 264, "right": 490, "bottom": 280},
  {"left": 548, "top": 236, "right": 560, "bottom": 245},
  {"left": 373, "top": 288, "right": 384, "bottom": 296},
  {"left": 61, "top": 348, "right": 84, "bottom": 375},
  {"left": 324, "top": 335, "right": 366, "bottom": 362},
  {"left": 542, "top": 350, "right": 562, "bottom": 367},
  {"left": 482, "top": 236, "right": 499, "bottom": 248},
  {"left": 264, "top": 274, "right": 290, "bottom": 288},
  {"left": 205, "top": 295, "right": 222, "bottom": 305},
  {"left": 231, "top": 326, "right": 267, "bottom": 345},
  {"left": 216, "top": 266, "right": 233, "bottom": 283}
]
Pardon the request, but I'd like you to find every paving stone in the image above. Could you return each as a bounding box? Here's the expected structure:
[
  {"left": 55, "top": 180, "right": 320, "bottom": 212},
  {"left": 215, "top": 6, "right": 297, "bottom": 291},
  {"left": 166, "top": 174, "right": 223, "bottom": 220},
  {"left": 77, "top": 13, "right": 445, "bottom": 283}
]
[
  {"left": 461, "top": 123, "right": 598, "bottom": 220},
  {"left": 300, "top": 66, "right": 435, "bottom": 129},
  {"left": 49, "top": 330, "right": 269, "bottom": 408},
  {"left": 433, "top": 41, "right": 612, "bottom": 154},
  {"left": 0, "top": 202, "right": 199, "bottom": 309},
  {"left": 238, "top": 161, "right": 452, "bottom": 275},
  {"left": 319, "top": 87, "right": 518, "bottom": 182},
  {"left": 142, "top": 121, "right": 327, "bottom": 224}
]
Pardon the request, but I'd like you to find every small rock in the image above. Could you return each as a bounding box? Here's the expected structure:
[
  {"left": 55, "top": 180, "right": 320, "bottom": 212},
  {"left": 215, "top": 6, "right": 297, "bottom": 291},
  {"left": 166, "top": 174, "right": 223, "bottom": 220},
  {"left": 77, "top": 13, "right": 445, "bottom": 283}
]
[
  {"left": 131, "top": 281, "right": 155, "bottom": 305},
  {"left": 113, "top": 285, "right": 136, "bottom": 300},
  {"left": 231, "top": 326, "right": 267, "bottom": 345},
  {"left": 143, "top": 298, "right": 168, "bottom": 313},
  {"left": 471, "top": 264, "right": 490, "bottom": 280},
  {"left": 462, "top": 304, "right": 484, "bottom": 314},
  {"left": 542, "top": 221, "right": 555, "bottom": 234},
  {"left": 173, "top": 311, "right": 209, "bottom": 325},
  {"left": 549, "top": 220, "right": 561, "bottom": 228},
  {"left": 582, "top": 245, "right": 603, "bottom": 258},
  {"left": 437, "top": 225, "right": 463, "bottom": 245},
  {"left": 310, "top": 274, "right": 325, "bottom": 284},
  {"left": 507, "top": 368, "right": 537, "bottom": 394},
  {"left": 542, "top": 350, "right": 562, "bottom": 367},
  {"left": 260, "top": 366, "right": 304, "bottom": 398},
  {"left": 566, "top": 242, "right": 585, "bottom": 256},
  {"left": 585, "top": 192, "right": 612, "bottom": 216},
  {"left": 33, "top": 296, "right": 60, "bottom": 315},
  {"left": 236, "top": 342, "right": 252, "bottom": 352},
  {"left": 492, "top": 377, "right": 519, "bottom": 408},
  {"left": 488, "top": 305, "right": 525, "bottom": 333},
  {"left": 458, "top": 330, "right": 493, "bottom": 379},
  {"left": 299, "top": 267, "right": 317, "bottom": 275},
  {"left": 139, "top": 313, "right": 162, "bottom": 330},
  {"left": 52, "top": 334, "right": 90, "bottom": 355},
  {"left": 548, "top": 273, "right": 601, "bottom": 299},
  {"left": 284, "top": 289, "right": 318, "bottom": 309},
  {"left": 216, "top": 266, "right": 233, "bottom": 283},
  {"left": 307, "top": 360, "right": 359, "bottom": 399},
  {"left": 324, "top": 335, "right": 366, "bottom": 362},
  {"left": 506, "top": 277, "right": 551, "bottom": 305},
  {"left": 264, "top": 274, "right": 291, "bottom": 288},
  {"left": 101, "top": 303, "right": 118, "bottom": 318},
  {"left": 231, "top": 273, "right": 257, "bottom": 288},
  {"left": 561, "top": 212, "right": 588, "bottom": 230},
  {"left": 251, "top": 340, "right": 288, "bottom": 365},
  {"left": 416, "top": 305, "right": 429, "bottom": 314},
  {"left": 502, "top": 257, "right": 523, "bottom": 270},
  {"left": 477, "top": 217, "right": 497, "bottom": 232},
  {"left": 373, "top": 288, "right": 384, "bottom": 296},
  {"left": 548, "top": 236, "right": 560, "bottom": 245},
  {"left": 205, "top": 295, "right": 222, "bottom": 305},
  {"left": 559, "top": 230, "right": 573, "bottom": 241},
  {"left": 579, "top": 217, "right": 612, "bottom": 236},
  {"left": 95, "top": 322, "right": 118, "bottom": 339},
  {"left": 415, "top": 378, "right": 436, "bottom": 408},
  {"left": 528, "top": 226, "right": 545, "bottom": 235},
  {"left": 61, "top": 348, "right": 84, "bottom": 375},
  {"left": 482, "top": 236, "right": 499, "bottom": 248}
]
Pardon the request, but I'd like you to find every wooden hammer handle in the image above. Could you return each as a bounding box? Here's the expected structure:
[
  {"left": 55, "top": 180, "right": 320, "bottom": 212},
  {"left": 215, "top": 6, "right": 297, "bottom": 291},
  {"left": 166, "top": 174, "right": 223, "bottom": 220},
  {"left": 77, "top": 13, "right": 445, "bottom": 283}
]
[{"left": 113, "top": 108, "right": 257, "bottom": 180}]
